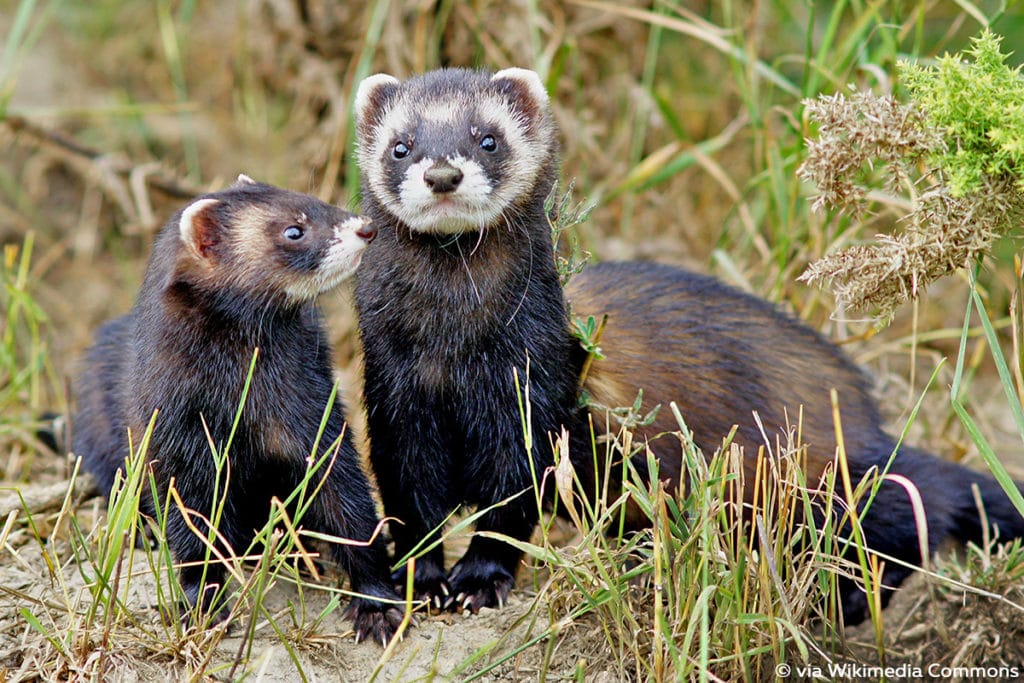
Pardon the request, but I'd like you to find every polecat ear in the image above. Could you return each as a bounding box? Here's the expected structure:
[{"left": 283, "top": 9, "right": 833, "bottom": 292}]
[
  {"left": 354, "top": 73, "right": 401, "bottom": 140},
  {"left": 179, "top": 198, "right": 221, "bottom": 260},
  {"left": 491, "top": 68, "right": 549, "bottom": 124},
  {"left": 235, "top": 174, "right": 257, "bottom": 186}
]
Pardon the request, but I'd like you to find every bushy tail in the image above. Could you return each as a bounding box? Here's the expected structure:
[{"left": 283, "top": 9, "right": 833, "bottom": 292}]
[{"left": 947, "top": 464, "right": 1024, "bottom": 546}]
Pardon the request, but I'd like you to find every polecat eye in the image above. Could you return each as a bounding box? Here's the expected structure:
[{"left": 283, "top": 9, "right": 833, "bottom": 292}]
[
  {"left": 392, "top": 141, "right": 410, "bottom": 159},
  {"left": 283, "top": 225, "right": 304, "bottom": 240},
  {"left": 480, "top": 135, "right": 497, "bottom": 152}
]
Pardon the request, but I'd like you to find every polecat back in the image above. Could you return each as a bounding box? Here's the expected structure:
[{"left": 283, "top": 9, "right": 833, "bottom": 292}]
[
  {"left": 73, "top": 176, "right": 403, "bottom": 644},
  {"left": 567, "top": 260, "right": 1024, "bottom": 623}
]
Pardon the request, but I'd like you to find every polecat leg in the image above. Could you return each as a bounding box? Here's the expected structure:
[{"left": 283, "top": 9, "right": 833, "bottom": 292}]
[{"left": 446, "top": 499, "right": 536, "bottom": 613}]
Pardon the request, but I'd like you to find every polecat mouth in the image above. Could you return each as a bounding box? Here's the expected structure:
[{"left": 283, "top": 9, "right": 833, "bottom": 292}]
[
  {"left": 392, "top": 194, "right": 502, "bottom": 234},
  {"left": 390, "top": 155, "right": 504, "bottom": 234}
]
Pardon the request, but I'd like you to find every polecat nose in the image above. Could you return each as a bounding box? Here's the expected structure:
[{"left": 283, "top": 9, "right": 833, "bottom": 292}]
[
  {"left": 356, "top": 218, "right": 377, "bottom": 242},
  {"left": 423, "top": 160, "right": 463, "bottom": 194}
]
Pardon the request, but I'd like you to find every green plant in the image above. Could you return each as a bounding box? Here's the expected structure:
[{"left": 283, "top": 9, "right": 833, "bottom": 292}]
[
  {"left": 902, "top": 29, "right": 1024, "bottom": 197},
  {"left": 800, "top": 29, "right": 1024, "bottom": 320},
  {"left": 0, "top": 235, "right": 57, "bottom": 465}
]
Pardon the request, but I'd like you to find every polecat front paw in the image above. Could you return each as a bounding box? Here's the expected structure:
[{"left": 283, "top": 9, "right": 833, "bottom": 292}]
[
  {"left": 347, "top": 596, "right": 406, "bottom": 647},
  {"left": 392, "top": 557, "right": 452, "bottom": 611},
  {"left": 446, "top": 558, "right": 515, "bottom": 613}
]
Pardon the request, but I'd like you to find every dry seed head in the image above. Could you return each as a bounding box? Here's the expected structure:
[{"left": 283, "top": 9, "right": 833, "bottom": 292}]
[
  {"left": 799, "top": 91, "right": 1024, "bottom": 321},
  {"left": 799, "top": 91, "right": 941, "bottom": 214}
]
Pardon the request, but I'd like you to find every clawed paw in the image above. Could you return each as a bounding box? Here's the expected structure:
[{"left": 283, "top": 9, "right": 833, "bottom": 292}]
[
  {"left": 392, "top": 561, "right": 452, "bottom": 612},
  {"left": 348, "top": 597, "right": 407, "bottom": 647},
  {"left": 446, "top": 560, "right": 515, "bottom": 613}
]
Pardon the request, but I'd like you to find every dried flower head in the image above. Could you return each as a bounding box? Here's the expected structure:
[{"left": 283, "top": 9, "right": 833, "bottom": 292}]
[
  {"left": 799, "top": 30, "right": 1024, "bottom": 322},
  {"left": 799, "top": 91, "right": 941, "bottom": 214}
]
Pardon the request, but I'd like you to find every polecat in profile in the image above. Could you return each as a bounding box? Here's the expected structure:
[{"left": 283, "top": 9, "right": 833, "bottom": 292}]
[
  {"left": 567, "top": 261, "right": 1024, "bottom": 621},
  {"left": 72, "top": 176, "right": 403, "bottom": 644},
  {"left": 352, "top": 67, "right": 1024, "bottom": 623}
]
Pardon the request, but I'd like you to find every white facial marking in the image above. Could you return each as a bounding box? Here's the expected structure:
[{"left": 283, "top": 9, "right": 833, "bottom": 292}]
[
  {"left": 359, "top": 100, "right": 413, "bottom": 213},
  {"left": 393, "top": 156, "right": 499, "bottom": 234},
  {"left": 420, "top": 99, "right": 462, "bottom": 124},
  {"left": 236, "top": 174, "right": 257, "bottom": 185},
  {"left": 478, "top": 94, "right": 541, "bottom": 215},
  {"left": 179, "top": 198, "right": 220, "bottom": 256},
  {"left": 285, "top": 215, "right": 372, "bottom": 300}
]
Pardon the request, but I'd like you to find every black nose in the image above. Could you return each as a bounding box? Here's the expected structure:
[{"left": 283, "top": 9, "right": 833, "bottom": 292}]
[{"left": 423, "top": 161, "right": 463, "bottom": 194}]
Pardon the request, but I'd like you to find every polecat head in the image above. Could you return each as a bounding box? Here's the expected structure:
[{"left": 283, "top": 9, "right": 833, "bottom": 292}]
[
  {"left": 354, "top": 68, "right": 557, "bottom": 235},
  {"left": 171, "top": 175, "right": 376, "bottom": 303}
]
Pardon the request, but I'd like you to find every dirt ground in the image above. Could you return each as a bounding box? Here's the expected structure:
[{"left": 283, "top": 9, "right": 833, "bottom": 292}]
[{"left": 0, "top": 505, "right": 576, "bottom": 681}]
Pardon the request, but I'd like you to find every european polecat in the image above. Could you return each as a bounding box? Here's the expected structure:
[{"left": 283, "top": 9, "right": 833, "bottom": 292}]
[
  {"left": 354, "top": 68, "right": 581, "bottom": 612},
  {"left": 567, "top": 261, "right": 1024, "bottom": 622},
  {"left": 352, "top": 67, "right": 1024, "bottom": 623},
  {"left": 72, "top": 176, "right": 403, "bottom": 644}
]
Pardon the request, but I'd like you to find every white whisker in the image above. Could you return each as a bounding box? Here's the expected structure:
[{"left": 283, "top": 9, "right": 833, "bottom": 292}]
[{"left": 456, "top": 238, "right": 483, "bottom": 306}]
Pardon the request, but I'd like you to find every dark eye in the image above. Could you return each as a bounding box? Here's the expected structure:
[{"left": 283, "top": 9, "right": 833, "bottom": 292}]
[
  {"left": 283, "top": 225, "right": 304, "bottom": 240},
  {"left": 392, "top": 141, "right": 410, "bottom": 159},
  {"left": 480, "top": 135, "right": 497, "bottom": 152}
]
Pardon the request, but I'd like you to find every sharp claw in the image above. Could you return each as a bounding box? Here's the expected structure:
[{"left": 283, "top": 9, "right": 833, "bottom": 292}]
[
  {"left": 355, "top": 631, "right": 363, "bottom": 644},
  {"left": 433, "top": 595, "right": 441, "bottom": 610},
  {"left": 380, "top": 633, "right": 388, "bottom": 648},
  {"left": 440, "top": 583, "right": 450, "bottom": 596},
  {"left": 497, "top": 593, "right": 505, "bottom": 610}
]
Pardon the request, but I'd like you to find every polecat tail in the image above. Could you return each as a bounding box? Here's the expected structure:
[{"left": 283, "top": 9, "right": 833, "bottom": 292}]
[
  {"left": 839, "top": 445, "right": 1024, "bottom": 624},
  {"left": 949, "top": 464, "right": 1024, "bottom": 546}
]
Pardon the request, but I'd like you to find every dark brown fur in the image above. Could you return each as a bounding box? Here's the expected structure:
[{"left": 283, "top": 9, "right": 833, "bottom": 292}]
[
  {"left": 72, "top": 179, "right": 403, "bottom": 643},
  {"left": 568, "top": 260, "right": 1024, "bottom": 622}
]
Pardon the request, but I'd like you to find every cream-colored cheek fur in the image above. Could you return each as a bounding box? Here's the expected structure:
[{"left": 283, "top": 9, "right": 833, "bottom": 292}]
[
  {"left": 391, "top": 156, "right": 502, "bottom": 234},
  {"left": 283, "top": 215, "right": 371, "bottom": 301}
]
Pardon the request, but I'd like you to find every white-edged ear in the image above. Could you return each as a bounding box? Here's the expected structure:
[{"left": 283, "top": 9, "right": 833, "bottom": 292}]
[
  {"left": 491, "top": 67, "right": 549, "bottom": 108},
  {"left": 235, "top": 174, "right": 257, "bottom": 186},
  {"left": 354, "top": 73, "right": 401, "bottom": 135},
  {"left": 179, "top": 198, "right": 220, "bottom": 259}
]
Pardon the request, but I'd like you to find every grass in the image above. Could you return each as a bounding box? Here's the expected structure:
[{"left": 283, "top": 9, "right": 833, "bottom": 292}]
[
  {"left": 12, "top": 360, "right": 412, "bottom": 680},
  {"left": 2, "top": 0, "right": 1024, "bottom": 680}
]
